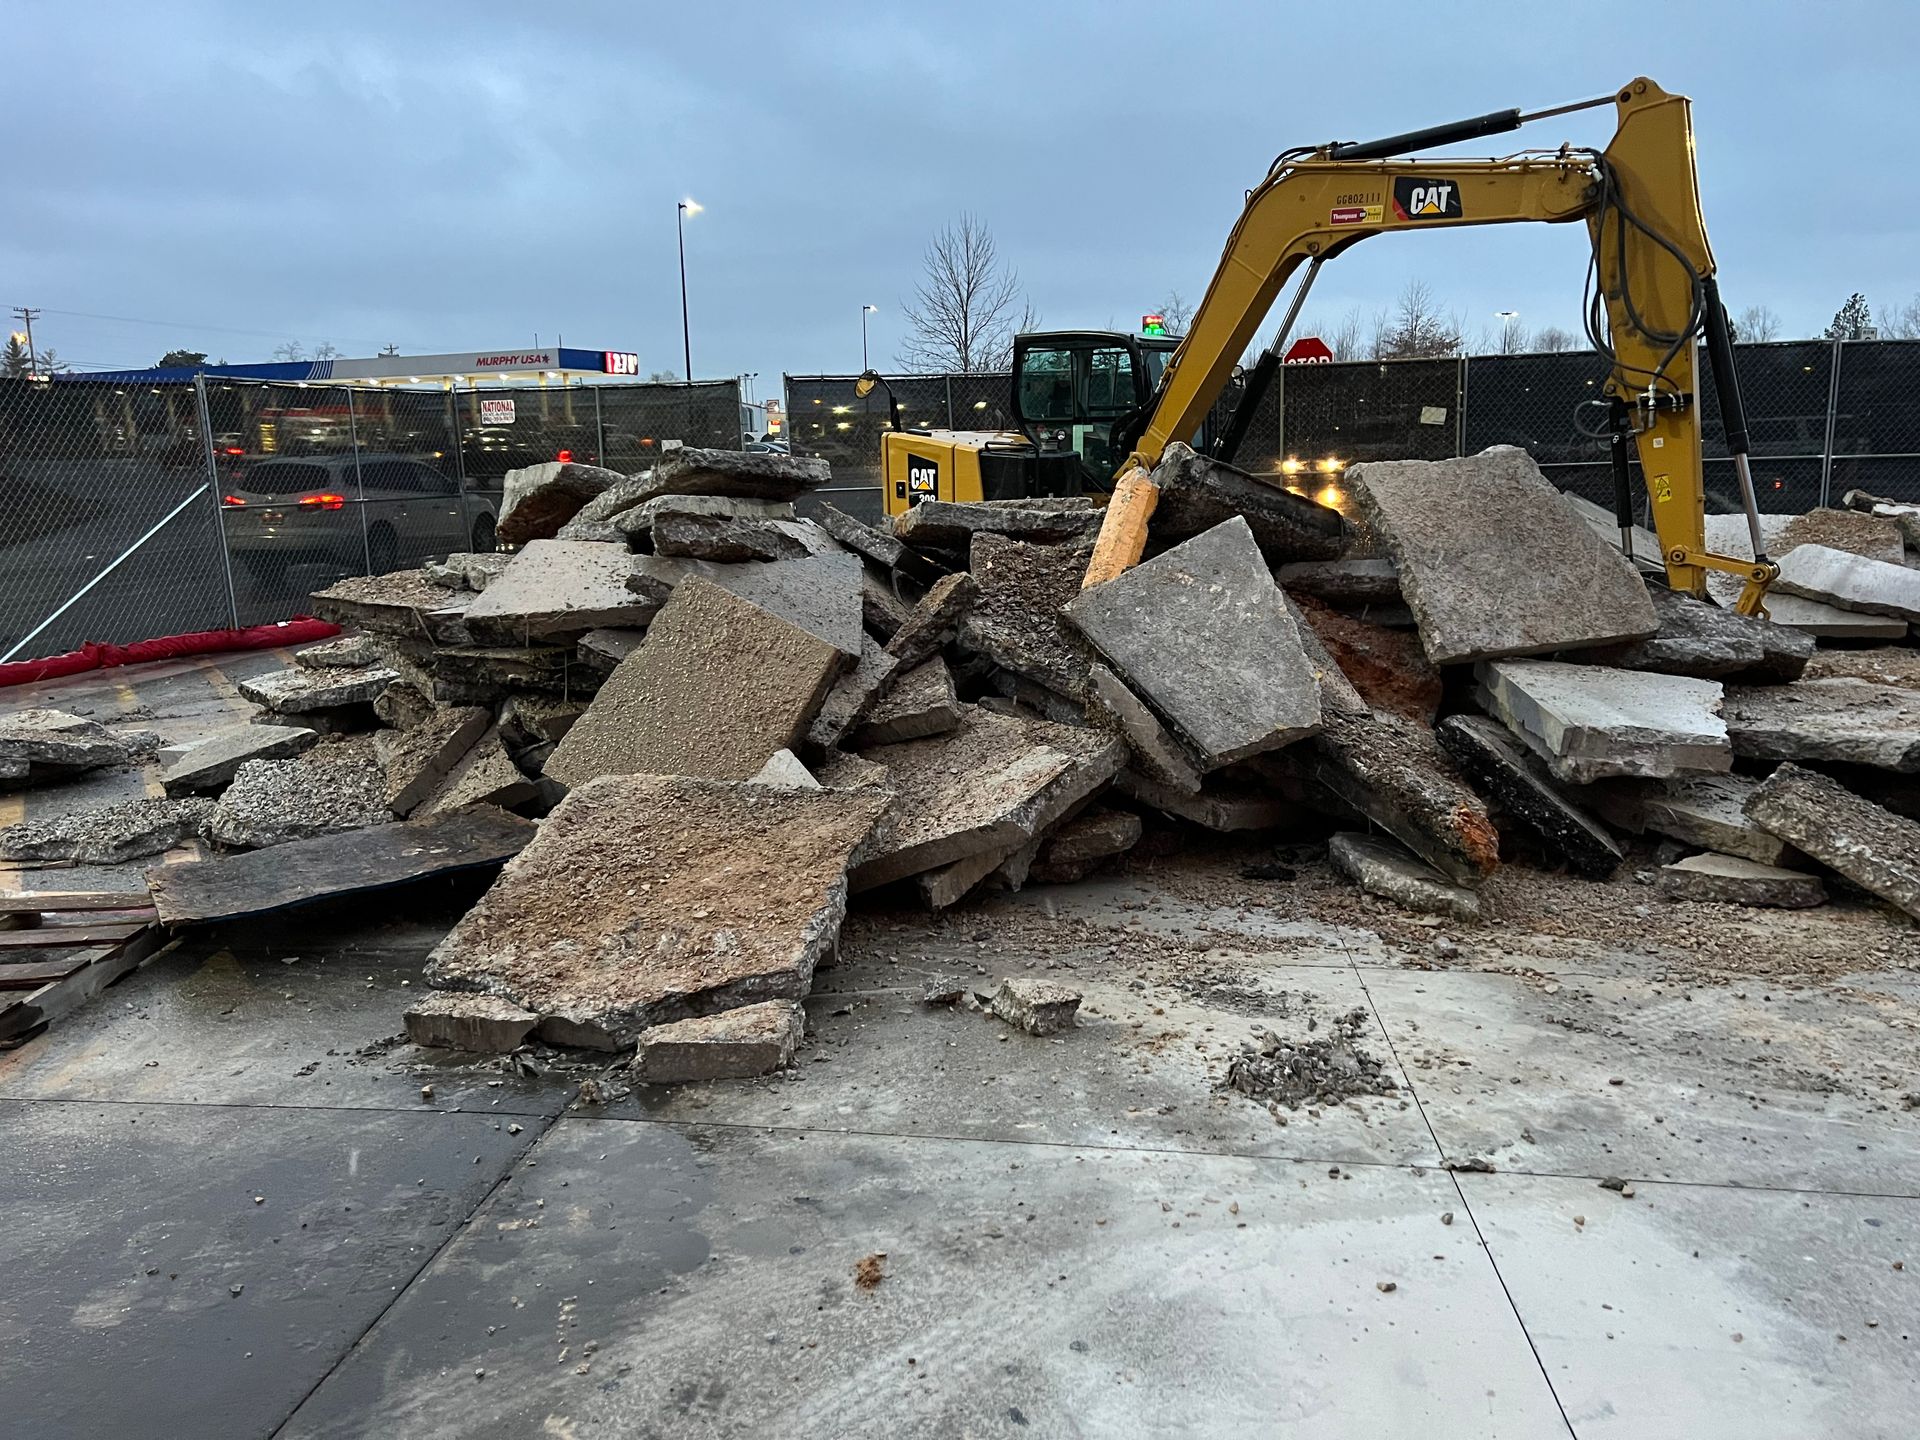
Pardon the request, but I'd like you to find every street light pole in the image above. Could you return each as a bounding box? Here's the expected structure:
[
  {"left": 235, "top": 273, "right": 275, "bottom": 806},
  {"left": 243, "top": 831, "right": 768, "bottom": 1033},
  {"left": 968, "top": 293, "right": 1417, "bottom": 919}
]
[
  {"left": 861, "top": 304, "right": 877, "bottom": 371},
  {"left": 678, "top": 200, "right": 702, "bottom": 383},
  {"left": 1496, "top": 309, "right": 1520, "bottom": 354}
]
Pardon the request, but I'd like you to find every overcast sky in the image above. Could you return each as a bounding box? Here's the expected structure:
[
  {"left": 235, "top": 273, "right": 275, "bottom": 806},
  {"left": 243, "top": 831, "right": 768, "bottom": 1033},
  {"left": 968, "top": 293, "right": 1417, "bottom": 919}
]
[{"left": 9, "top": 1, "right": 1919, "bottom": 387}]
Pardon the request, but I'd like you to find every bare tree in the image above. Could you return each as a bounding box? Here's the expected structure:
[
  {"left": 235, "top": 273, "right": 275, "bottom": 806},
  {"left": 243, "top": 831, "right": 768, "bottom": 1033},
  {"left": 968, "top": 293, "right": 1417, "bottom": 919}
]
[
  {"left": 1734, "top": 305, "right": 1782, "bottom": 342},
  {"left": 1378, "top": 280, "right": 1462, "bottom": 358},
  {"left": 898, "top": 214, "right": 1027, "bottom": 373},
  {"left": 312, "top": 341, "right": 340, "bottom": 361},
  {"left": 1881, "top": 295, "right": 1920, "bottom": 340},
  {"left": 33, "top": 348, "right": 67, "bottom": 373},
  {"left": 1157, "top": 290, "right": 1195, "bottom": 336},
  {"left": 1532, "top": 325, "right": 1579, "bottom": 353},
  {"left": 273, "top": 340, "right": 306, "bottom": 362}
]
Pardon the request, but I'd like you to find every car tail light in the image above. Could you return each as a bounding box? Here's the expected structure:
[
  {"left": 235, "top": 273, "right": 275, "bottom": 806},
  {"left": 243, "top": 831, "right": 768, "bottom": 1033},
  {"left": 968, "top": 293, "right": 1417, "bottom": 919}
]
[
  {"left": 299, "top": 493, "right": 347, "bottom": 510},
  {"left": 223, "top": 446, "right": 246, "bottom": 456},
  {"left": 221, "top": 495, "right": 247, "bottom": 507},
  {"left": 556, "top": 448, "right": 573, "bottom": 463}
]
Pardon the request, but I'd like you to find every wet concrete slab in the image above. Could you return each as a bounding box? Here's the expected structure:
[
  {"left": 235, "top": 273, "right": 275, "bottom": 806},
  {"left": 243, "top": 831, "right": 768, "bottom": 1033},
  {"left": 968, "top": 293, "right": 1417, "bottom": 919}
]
[
  {"left": 0, "top": 1097, "right": 539, "bottom": 1440},
  {"left": 278, "top": 1118, "right": 1564, "bottom": 1440},
  {"left": 1462, "top": 1172, "right": 1920, "bottom": 1439}
]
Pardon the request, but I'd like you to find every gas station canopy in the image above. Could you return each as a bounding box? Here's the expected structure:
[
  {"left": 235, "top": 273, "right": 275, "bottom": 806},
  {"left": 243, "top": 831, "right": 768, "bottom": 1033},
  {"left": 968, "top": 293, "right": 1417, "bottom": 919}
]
[{"left": 55, "top": 347, "right": 644, "bottom": 388}]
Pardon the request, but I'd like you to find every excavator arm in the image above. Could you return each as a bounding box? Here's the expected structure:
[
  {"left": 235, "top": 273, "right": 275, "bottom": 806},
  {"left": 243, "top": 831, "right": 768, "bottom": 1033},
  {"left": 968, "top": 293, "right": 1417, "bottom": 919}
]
[{"left": 1083, "top": 78, "right": 1777, "bottom": 616}]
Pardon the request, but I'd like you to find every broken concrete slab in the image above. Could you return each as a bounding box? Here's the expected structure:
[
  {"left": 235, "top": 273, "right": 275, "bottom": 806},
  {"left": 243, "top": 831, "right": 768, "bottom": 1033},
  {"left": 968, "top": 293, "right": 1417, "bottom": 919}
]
[
  {"left": 1573, "top": 587, "right": 1812, "bottom": 684},
  {"left": 848, "top": 705, "right": 1124, "bottom": 890},
  {"left": 423, "top": 552, "right": 512, "bottom": 593},
  {"left": 372, "top": 677, "right": 434, "bottom": 731},
  {"left": 629, "top": 551, "right": 864, "bottom": 658},
  {"left": 497, "top": 461, "right": 625, "bottom": 546},
  {"left": 498, "top": 694, "right": 585, "bottom": 749},
  {"left": 293, "top": 634, "right": 382, "bottom": 669},
  {"left": 1348, "top": 445, "right": 1658, "bottom": 664},
  {"left": 1275, "top": 557, "right": 1402, "bottom": 606},
  {"left": 853, "top": 657, "right": 962, "bottom": 747},
  {"left": 1562, "top": 491, "right": 1662, "bottom": 568},
  {"left": 806, "top": 636, "right": 901, "bottom": 751},
  {"left": 1115, "top": 769, "right": 1293, "bottom": 832},
  {"left": 1329, "top": 831, "right": 1484, "bottom": 922},
  {"left": 309, "top": 570, "right": 470, "bottom": 646},
  {"left": 1588, "top": 773, "right": 1796, "bottom": 868},
  {"left": 1436, "top": 715, "right": 1622, "bottom": 879},
  {"left": 1746, "top": 763, "right": 1920, "bottom": 919},
  {"left": 860, "top": 568, "right": 912, "bottom": 642},
  {"left": 623, "top": 492, "right": 796, "bottom": 530},
  {"left": 424, "top": 644, "right": 600, "bottom": 701},
  {"left": 1082, "top": 662, "right": 1204, "bottom": 795},
  {"left": 161, "top": 723, "right": 318, "bottom": 796},
  {"left": 1772, "top": 543, "right": 1920, "bottom": 622},
  {"left": 813, "top": 751, "right": 892, "bottom": 792},
  {"left": 958, "top": 535, "right": 1091, "bottom": 699},
  {"left": 426, "top": 773, "right": 888, "bottom": 1049},
  {"left": 644, "top": 446, "right": 830, "bottom": 501},
  {"left": 989, "top": 977, "right": 1082, "bottom": 1035},
  {"left": 914, "top": 838, "right": 1030, "bottom": 911},
  {"left": 1065, "top": 516, "right": 1322, "bottom": 768},
  {"left": 1149, "top": 442, "right": 1346, "bottom": 561},
  {"left": 1703, "top": 513, "right": 1912, "bottom": 636},
  {"left": 1477, "top": 660, "right": 1731, "bottom": 784},
  {"left": 894, "top": 497, "right": 1103, "bottom": 552},
  {"left": 238, "top": 666, "right": 396, "bottom": 716},
  {"left": 650, "top": 512, "right": 821, "bottom": 563},
  {"left": 415, "top": 727, "right": 538, "bottom": 816},
  {"left": 749, "top": 749, "right": 820, "bottom": 789},
  {"left": 405, "top": 991, "right": 539, "bottom": 1053},
  {"left": 630, "top": 999, "right": 806, "bottom": 1082},
  {"left": 1030, "top": 807, "right": 1143, "bottom": 885},
  {"left": 375, "top": 706, "right": 491, "bottom": 815},
  {"left": 0, "top": 709, "right": 132, "bottom": 784},
  {"left": 547, "top": 576, "right": 843, "bottom": 788},
  {"left": 885, "top": 571, "right": 980, "bottom": 669},
  {"left": 1293, "top": 596, "right": 1440, "bottom": 723},
  {"left": 815, "top": 502, "right": 947, "bottom": 585},
  {"left": 1656, "top": 852, "right": 1827, "bottom": 909},
  {"left": 1723, "top": 679, "right": 1920, "bottom": 772},
  {"left": 0, "top": 796, "right": 212, "bottom": 864},
  {"left": 462, "top": 539, "right": 657, "bottom": 644},
  {"left": 577, "top": 627, "right": 646, "bottom": 674},
  {"left": 207, "top": 742, "right": 392, "bottom": 850}
]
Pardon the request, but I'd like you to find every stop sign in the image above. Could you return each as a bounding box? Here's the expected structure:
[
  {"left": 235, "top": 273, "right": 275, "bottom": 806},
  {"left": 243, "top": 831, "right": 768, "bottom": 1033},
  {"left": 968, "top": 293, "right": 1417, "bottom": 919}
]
[{"left": 1283, "top": 336, "right": 1334, "bottom": 364}]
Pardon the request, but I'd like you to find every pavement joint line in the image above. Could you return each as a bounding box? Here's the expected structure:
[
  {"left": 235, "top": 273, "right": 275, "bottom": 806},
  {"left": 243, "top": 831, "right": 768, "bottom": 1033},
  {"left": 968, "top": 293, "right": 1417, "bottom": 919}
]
[
  {"left": 0, "top": 1091, "right": 569, "bottom": 1121},
  {"left": 1341, "top": 923, "right": 1578, "bottom": 1439}
]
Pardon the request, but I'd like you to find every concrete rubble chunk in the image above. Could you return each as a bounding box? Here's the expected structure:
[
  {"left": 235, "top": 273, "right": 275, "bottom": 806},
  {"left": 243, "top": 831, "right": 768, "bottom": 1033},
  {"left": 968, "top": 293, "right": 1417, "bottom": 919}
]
[
  {"left": 294, "top": 635, "right": 382, "bottom": 669},
  {"left": 416, "top": 726, "right": 538, "bottom": 817},
  {"left": 207, "top": 742, "right": 391, "bottom": 849},
  {"left": 0, "top": 709, "right": 131, "bottom": 783},
  {"left": 373, "top": 678, "right": 435, "bottom": 730},
  {"left": 959, "top": 535, "right": 1092, "bottom": 699},
  {"left": 237, "top": 666, "right": 395, "bottom": 715},
  {"left": 426, "top": 774, "right": 889, "bottom": 1050},
  {"left": 1116, "top": 769, "right": 1293, "bottom": 832},
  {"left": 499, "top": 694, "right": 585, "bottom": 749},
  {"left": 310, "top": 570, "right": 470, "bottom": 645},
  {"left": 497, "top": 461, "right": 625, "bottom": 546},
  {"left": 621, "top": 492, "right": 796, "bottom": 534},
  {"left": 885, "top": 571, "right": 981, "bottom": 669},
  {"left": 749, "top": 749, "right": 820, "bottom": 789},
  {"left": 814, "top": 751, "right": 892, "bottom": 791},
  {"left": 989, "top": 977, "right": 1082, "bottom": 1035},
  {"left": 1149, "top": 442, "right": 1346, "bottom": 560},
  {"left": 1083, "top": 662, "right": 1205, "bottom": 795},
  {"left": 650, "top": 512, "right": 822, "bottom": 563},
  {"left": 162, "top": 722, "right": 318, "bottom": 796},
  {"left": 0, "top": 795, "right": 213, "bottom": 864},
  {"left": 807, "top": 637, "right": 901, "bottom": 750},
  {"left": 861, "top": 568, "right": 912, "bottom": 641},
  {"left": 375, "top": 706, "right": 491, "bottom": 815},
  {"left": 1065, "top": 516, "right": 1322, "bottom": 768},
  {"left": 547, "top": 576, "right": 843, "bottom": 788},
  {"left": 894, "top": 497, "right": 1103, "bottom": 552},
  {"left": 853, "top": 657, "right": 963, "bottom": 747},
  {"left": 577, "top": 627, "right": 645, "bottom": 674},
  {"left": 1477, "top": 660, "right": 1731, "bottom": 784},
  {"left": 1588, "top": 773, "right": 1796, "bottom": 868},
  {"left": 629, "top": 551, "right": 864, "bottom": 658},
  {"left": 1656, "top": 852, "right": 1827, "bottom": 909},
  {"left": 631, "top": 999, "right": 807, "bottom": 1082},
  {"left": 1745, "top": 763, "right": 1920, "bottom": 920},
  {"left": 1562, "top": 491, "right": 1662, "bottom": 566},
  {"left": 1030, "top": 807, "right": 1143, "bottom": 885},
  {"left": 815, "top": 502, "right": 946, "bottom": 584},
  {"left": 557, "top": 473, "right": 670, "bottom": 541},
  {"left": 425, "top": 644, "right": 596, "bottom": 700},
  {"left": 405, "top": 991, "right": 538, "bottom": 1053},
  {"left": 1771, "top": 543, "right": 1920, "bottom": 622},
  {"left": 1293, "top": 596, "right": 1439, "bottom": 722},
  {"left": 1704, "top": 513, "right": 1910, "bottom": 637},
  {"left": 1349, "top": 445, "right": 1658, "bottom": 664},
  {"left": 423, "top": 552, "right": 512, "bottom": 593},
  {"left": 1723, "top": 679, "right": 1920, "bottom": 772},
  {"left": 915, "top": 839, "right": 1030, "bottom": 911},
  {"left": 1276, "top": 557, "right": 1402, "bottom": 606},
  {"left": 1437, "top": 715, "right": 1622, "bottom": 879},
  {"left": 644, "top": 446, "right": 830, "bottom": 501},
  {"left": 1574, "top": 587, "right": 1812, "bottom": 684},
  {"left": 849, "top": 705, "right": 1124, "bottom": 890},
  {"left": 1329, "top": 831, "right": 1484, "bottom": 922},
  {"left": 463, "top": 539, "right": 657, "bottom": 644}
]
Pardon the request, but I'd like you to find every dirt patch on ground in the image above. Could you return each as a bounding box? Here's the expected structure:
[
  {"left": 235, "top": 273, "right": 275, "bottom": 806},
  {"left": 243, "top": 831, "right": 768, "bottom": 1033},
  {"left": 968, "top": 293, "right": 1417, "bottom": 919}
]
[
  {"left": 1777, "top": 508, "right": 1906, "bottom": 559},
  {"left": 1294, "top": 597, "right": 1440, "bottom": 722},
  {"left": 1221, "top": 1007, "right": 1400, "bottom": 1110},
  {"left": 1804, "top": 646, "right": 1920, "bottom": 690}
]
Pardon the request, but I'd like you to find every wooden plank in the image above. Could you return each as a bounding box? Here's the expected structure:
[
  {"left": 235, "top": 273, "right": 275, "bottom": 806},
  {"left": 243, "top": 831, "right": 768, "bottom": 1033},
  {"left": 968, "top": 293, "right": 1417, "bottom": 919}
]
[
  {"left": 0, "top": 922, "right": 150, "bottom": 951},
  {"left": 0, "top": 891, "right": 152, "bottom": 915},
  {"left": 147, "top": 808, "right": 536, "bottom": 926},
  {"left": 0, "top": 953, "right": 100, "bottom": 988},
  {"left": 0, "top": 929, "right": 169, "bottom": 1044}
]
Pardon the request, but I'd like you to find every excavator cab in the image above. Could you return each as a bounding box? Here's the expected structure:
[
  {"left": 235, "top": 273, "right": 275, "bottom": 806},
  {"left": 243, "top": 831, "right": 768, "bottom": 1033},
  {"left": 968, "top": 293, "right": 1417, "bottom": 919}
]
[{"left": 1011, "top": 331, "right": 1178, "bottom": 492}]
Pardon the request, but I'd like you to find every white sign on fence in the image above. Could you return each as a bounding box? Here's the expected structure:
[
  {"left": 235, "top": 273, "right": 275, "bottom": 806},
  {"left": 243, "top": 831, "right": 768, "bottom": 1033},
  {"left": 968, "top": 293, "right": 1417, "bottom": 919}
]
[{"left": 480, "top": 397, "right": 516, "bottom": 426}]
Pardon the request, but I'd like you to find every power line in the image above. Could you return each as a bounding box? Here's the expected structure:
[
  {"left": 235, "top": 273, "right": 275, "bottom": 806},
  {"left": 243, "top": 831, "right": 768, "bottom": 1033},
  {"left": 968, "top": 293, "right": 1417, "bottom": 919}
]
[{"left": 9, "top": 304, "right": 414, "bottom": 353}]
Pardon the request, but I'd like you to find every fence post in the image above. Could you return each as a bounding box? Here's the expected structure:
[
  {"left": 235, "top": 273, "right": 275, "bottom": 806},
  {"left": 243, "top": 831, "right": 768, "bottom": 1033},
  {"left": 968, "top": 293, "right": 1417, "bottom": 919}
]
[
  {"left": 944, "top": 374, "right": 955, "bottom": 429},
  {"left": 195, "top": 373, "right": 241, "bottom": 629},
  {"left": 346, "top": 387, "right": 372, "bottom": 575},
  {"left": 1455, "top": 355, "right": 1469, "bottom": 458},
  {"left": 594, "top": 387, "right": 606, "bottom": 465},
  {"left": 446, "top": 388, "right": 467, "bottom": 491},
  {"left": 1820, "top": 338, "right": 1843, "bottom": 507},
  {"left": 1274, "top": 361, "right": 1286, "bottom": 458}
]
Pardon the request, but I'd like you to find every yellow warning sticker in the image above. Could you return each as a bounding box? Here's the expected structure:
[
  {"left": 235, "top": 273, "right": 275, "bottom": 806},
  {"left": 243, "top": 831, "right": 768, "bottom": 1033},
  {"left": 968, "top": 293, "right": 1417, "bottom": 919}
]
[{"left": 1651, "top": 474, "right": 1674, "bottom": 503}]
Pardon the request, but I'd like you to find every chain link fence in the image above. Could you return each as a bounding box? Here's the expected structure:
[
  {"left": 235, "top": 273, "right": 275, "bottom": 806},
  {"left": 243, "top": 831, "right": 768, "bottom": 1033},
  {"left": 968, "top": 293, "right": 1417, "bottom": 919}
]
[
  {"left": 1, "top": 375, "right": 741, "bottom": 661},
  {"left": 789, "top": 341, "right": 1920, "bottom": 525}
]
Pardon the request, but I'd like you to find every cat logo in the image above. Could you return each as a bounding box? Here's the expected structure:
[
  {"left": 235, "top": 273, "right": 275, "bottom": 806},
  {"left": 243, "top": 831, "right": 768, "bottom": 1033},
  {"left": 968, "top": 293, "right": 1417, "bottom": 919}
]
[
  {"left": 906, "top": 453, "right": 940, "bottom": 505},
  {"left": 1392, "top": 176, "right": 1463, "bottom": 221}
]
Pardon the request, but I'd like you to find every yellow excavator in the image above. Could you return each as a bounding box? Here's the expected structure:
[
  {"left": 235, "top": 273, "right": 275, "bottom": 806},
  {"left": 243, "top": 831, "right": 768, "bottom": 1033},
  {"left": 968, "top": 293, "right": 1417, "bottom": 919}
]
[{"left": 870, "top": 78, "right": 1777, "bottom": 615}]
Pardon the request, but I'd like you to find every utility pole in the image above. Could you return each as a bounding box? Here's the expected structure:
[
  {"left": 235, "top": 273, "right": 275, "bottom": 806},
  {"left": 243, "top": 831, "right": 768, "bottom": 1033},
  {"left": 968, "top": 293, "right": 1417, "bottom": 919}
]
[{"left": 12, "top": 306, "right": 42, "bottom": 377}]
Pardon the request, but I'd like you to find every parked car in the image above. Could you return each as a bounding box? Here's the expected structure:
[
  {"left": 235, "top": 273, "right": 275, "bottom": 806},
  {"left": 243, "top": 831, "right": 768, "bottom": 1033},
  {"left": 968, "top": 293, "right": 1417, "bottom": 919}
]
[{"left": 220, "top": 452, "right": 497, "bottom": 580}]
